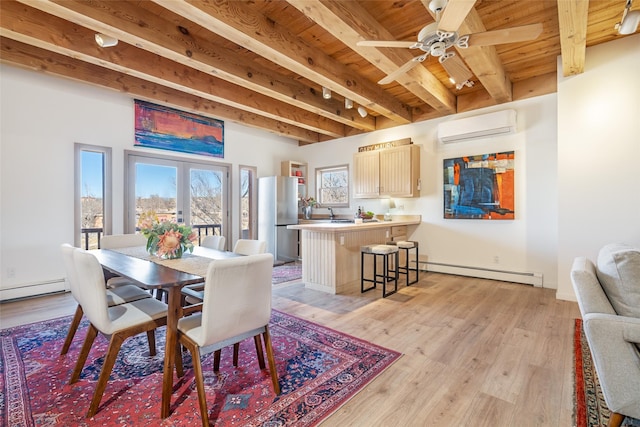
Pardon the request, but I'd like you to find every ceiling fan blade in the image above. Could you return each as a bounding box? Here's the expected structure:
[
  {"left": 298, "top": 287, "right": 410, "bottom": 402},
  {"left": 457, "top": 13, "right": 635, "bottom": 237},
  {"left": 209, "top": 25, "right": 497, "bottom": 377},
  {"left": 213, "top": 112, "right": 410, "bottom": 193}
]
[
  {"left": 378, "top": 55, "right": 427, "bottom": 85},
  {"left": 357, "top": 40, "right": 418, "bottom": 49},
  {"left": 440, "top": 54, "right": 473, "bottom": 86},
  {"left": 466, "top": 23, "right": 544, "bottom": 47},
  {"left": 437, "top": 0, "right": 477, "bottom": 32}
]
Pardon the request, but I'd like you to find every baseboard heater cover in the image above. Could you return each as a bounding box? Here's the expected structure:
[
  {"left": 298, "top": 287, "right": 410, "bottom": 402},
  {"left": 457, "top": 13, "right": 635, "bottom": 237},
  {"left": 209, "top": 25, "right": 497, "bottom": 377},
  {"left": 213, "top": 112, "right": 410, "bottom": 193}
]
[
  {"left": 0, "top": 278, "right": 67, "bottom": 302},
  {"left": 416, "top": 261, "right": 543, "bottom": 287}
]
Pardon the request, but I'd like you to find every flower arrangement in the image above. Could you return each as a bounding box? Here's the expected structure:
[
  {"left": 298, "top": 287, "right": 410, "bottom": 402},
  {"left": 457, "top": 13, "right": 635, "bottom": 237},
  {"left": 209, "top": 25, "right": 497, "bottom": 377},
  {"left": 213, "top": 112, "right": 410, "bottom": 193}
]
[
  {"left": 300, "top": 196, "right": 317, "bottom": 207},
  {"left": 138, "top": 211, "right": 197, "bottom": 259}
]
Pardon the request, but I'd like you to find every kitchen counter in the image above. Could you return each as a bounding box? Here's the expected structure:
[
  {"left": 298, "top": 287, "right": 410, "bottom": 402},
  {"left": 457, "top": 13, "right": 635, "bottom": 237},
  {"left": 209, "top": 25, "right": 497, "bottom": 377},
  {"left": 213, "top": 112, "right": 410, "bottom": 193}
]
[
  {"left": 289, "top": 216, "right": 420, "bottom": 232},
  {"left": 287, "top": 215, "right": 421, "bottom": 294}
]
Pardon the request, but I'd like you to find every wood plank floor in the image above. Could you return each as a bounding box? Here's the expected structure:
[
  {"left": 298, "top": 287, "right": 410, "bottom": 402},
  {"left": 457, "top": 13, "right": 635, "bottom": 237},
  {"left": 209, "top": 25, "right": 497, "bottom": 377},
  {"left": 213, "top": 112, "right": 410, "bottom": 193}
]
[{"left": 0, "top": 272, "right": 580, "bottom": 426}]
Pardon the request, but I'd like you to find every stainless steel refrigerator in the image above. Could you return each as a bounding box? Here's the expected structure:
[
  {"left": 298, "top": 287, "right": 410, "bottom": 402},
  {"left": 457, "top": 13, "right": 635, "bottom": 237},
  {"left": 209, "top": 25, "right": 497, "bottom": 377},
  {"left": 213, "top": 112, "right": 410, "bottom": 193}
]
[{"left": 258, "top": 176, "right": 299, "bottom": 263}]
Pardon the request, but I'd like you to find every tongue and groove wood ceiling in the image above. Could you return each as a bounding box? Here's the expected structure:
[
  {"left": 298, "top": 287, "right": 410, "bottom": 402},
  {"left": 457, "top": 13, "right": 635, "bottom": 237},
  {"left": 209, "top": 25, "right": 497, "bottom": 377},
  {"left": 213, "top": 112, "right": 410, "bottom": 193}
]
[{"left": 1, "top": 1, "right": 636, "bottom": 144}]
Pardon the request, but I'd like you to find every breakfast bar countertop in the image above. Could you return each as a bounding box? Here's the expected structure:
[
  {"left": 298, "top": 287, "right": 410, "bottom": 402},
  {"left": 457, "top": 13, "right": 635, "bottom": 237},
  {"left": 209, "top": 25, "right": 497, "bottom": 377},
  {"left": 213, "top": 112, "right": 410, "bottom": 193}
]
[{"left": 288, "top": 215, "right": 421, "bottom": 232}]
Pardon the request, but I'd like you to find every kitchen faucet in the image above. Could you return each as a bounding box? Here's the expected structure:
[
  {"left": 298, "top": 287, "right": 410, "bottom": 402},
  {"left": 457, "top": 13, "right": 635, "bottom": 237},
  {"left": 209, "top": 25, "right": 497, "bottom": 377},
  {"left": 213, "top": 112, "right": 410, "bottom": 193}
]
[{"left": 328, "top": 207, "right": 335, "bottom": 219}]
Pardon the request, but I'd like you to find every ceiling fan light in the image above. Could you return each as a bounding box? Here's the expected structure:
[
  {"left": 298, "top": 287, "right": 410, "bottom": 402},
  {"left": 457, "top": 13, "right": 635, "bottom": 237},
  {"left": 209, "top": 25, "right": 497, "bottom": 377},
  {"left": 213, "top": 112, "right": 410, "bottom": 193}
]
[
  {"left": 428, "top": 0, "right": 447, "bottom": 14},
  {"left": 322, "top": 87, "right": 332, "bottom": 99},
  {"left": 618, "top": 10, "right": 640, "bottom": 35},
  {"left": 357, "top": 106, "right": 368, "bottom": 118},
  {"left": 95, "top": 33, "right": 118, "bottom": 48},
  {"left": 345, "top": 98, "right": 353, "bottom": 109}
]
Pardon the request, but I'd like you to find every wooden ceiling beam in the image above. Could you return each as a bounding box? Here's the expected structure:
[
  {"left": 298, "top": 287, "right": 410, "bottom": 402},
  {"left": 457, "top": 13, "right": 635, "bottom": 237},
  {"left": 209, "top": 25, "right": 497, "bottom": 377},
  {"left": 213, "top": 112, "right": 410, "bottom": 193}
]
[
  {"left": 15, "top": 0, "right": 375, "bottom": 132},
  {"left": 451, "top": 8, "right": 513, "bottom": 104},
  {"left": 0, "top": 1, "right": 345, "bottom": 138},
  {"left": 287, "top": 0, "right": 456, "bottom": 115},
  {"left": 557, "top": 0, "right": 589, "bottom": 76},
  {"left": 0, "top": 37, "right": 320, "bottom": 143},
  {"left": 153, "top": 0, "right": 412, "bottom": 124}
]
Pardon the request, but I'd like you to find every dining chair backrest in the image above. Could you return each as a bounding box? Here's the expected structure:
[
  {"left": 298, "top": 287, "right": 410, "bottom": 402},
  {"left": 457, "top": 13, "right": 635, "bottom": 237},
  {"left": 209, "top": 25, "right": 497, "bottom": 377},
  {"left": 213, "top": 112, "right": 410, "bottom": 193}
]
[
  {"left": 196, "top": 253, "right": 273, "bottom": 347},
  {"left": 201, "top": 235, "right": 226, "bottom": 251},
  {"left": 232, "top": 239, "right": 267, "bottom": 256},
  {"left": 72, "top": 248, "right": 112, "bottom": 332},
  {"left": 101, "top": 233, "right": 147, "bottom": 249},
  {"left": 61, "top": 243, "right": 81, "bottom": 301}
]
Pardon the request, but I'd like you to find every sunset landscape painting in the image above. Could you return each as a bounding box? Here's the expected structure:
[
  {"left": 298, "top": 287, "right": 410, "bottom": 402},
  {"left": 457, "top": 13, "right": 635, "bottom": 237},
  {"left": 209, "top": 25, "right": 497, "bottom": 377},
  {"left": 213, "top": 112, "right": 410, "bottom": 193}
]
[{"left": 134, "top": 100, "right": 224, "bottom": 158}]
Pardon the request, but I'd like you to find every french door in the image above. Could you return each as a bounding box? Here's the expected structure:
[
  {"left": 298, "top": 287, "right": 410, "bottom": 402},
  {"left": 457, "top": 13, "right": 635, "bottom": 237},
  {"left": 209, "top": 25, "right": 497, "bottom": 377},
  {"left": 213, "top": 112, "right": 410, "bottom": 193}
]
[{"left": 125, "top": 152, "right": 229, "bottom": 245}]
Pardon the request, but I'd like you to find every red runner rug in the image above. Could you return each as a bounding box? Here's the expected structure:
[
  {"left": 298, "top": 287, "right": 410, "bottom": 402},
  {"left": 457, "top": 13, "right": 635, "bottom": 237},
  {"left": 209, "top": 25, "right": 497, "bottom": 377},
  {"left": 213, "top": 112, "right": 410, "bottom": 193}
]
[
  {"left": 1, "top": 310, "right": 400, "bottom": 426},
  {"left": 574, "top": 318, "right": 639, "bottom": 427}
]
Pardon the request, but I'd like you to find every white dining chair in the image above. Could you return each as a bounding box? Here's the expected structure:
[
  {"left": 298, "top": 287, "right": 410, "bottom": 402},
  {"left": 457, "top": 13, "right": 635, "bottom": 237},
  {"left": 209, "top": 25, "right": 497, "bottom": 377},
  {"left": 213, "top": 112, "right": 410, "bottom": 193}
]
[
  {"left": 182, "top": 238, "right": 266, "bottom": 305},
  {"left": 70, "top": 248, "right": 168, "bottom": 418},
  {"left": 59, "top": 244, "right": 152, "bottom": 356},
  {"left": 175, "top": 253, "right": 279, "bottom": 427},
  {"left": 233, "top": 239, "right": 267, "bottom": 255},
  {"left": 201, "top": 235, "right": 226, "bottom": 250},
  {"left": 100, "top": 233, "right": 147, "bottom": 250}
]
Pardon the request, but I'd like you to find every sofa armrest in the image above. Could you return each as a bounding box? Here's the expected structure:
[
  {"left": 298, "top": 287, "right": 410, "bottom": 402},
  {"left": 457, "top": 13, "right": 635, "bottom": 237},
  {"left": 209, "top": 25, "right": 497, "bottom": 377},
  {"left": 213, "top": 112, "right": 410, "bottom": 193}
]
[
  {"left": 571, "top": 257, "right": 617, "bottom": 316},
  {"left": 582, "top": 313, "right": 640, "bottom": 419}
]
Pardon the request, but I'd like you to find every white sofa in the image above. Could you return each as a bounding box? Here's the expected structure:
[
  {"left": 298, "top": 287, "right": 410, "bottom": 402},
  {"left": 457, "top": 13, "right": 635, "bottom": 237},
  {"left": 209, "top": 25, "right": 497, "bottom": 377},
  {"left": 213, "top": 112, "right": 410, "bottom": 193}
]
[{"left": 570, "top": 243, "right": 640, "bottom": 426}]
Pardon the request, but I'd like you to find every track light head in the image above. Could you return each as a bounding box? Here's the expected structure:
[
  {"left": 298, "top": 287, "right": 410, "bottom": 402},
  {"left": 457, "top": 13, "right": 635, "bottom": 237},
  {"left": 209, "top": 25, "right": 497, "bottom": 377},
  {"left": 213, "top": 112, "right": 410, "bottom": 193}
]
[
  {"left": 322, "top": 87, "right": 332, "bottom": 99},
  {"left": 345, "top": 98, "right": 353, "bottom": 109},
  {"left": 95, "top": 33, "right": 118, "bottom": 47},
  {"left": 357, "top": 106, "right": 368, "bottom": 118}
]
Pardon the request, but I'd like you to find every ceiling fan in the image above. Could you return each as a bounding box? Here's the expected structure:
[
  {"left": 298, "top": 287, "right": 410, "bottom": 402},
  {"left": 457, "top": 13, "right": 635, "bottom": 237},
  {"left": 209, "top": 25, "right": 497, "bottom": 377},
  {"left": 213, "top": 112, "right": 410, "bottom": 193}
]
[{"left": 357, "top": 0, "right": 543, "bottom": 89}]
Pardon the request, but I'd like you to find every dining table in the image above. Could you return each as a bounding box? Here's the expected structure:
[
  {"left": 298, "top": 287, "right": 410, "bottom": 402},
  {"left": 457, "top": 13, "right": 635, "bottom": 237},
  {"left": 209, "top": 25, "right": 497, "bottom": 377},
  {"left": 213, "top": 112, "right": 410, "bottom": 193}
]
[{"left": 90, "top": 245, "right": 241, "bottom": 419}]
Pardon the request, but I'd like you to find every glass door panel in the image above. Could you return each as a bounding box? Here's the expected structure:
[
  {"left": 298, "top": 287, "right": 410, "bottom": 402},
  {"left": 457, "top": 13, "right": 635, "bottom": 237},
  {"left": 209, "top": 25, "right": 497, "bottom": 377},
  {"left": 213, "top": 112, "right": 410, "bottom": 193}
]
[
  {"left": 134, "top": 162, "right": 178, "bottom": 225},
  {"left": 188, "top": 167, "right": 225, "bottom": 244}
]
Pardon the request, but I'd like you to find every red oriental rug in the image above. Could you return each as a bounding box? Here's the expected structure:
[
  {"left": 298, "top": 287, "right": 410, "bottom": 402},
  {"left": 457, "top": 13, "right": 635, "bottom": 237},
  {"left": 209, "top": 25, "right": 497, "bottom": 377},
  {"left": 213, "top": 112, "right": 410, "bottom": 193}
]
[
  {"left": 0, "top": 310, "right": 400, "bottom": 426},
  {"left": 574, "top": 318, "right": 640, "bottom": 427}
]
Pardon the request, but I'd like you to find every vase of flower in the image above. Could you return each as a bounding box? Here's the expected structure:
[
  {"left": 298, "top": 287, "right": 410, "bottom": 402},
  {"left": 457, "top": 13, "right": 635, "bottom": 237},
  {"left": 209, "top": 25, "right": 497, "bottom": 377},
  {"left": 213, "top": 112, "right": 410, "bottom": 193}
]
[
  {"left": 302, "top": 205, "right": 312, "bottom": 220},
  {"left": 300, "top": 196, "right": 316, "bottom": 220},
  {"left": 138, "top": 211, "right": 197, "bottom": 259}
]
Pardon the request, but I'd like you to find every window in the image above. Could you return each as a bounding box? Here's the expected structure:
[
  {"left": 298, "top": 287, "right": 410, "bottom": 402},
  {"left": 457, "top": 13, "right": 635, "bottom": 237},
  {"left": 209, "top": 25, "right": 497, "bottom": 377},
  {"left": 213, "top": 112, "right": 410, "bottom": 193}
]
[
  {"left": 315, "top": 164, "right": 349, "bottom": 207},
  {"left": 75, "top": 143, "right": 112, "bottom": 249},
  {"left": 239, "top": 165, "right": 257, "bottom": 239}
]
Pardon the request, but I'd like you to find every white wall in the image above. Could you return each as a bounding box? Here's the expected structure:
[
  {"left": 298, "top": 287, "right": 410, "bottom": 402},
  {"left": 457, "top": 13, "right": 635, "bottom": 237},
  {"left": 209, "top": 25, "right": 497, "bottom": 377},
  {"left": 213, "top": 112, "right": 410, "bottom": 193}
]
[
  {"left": 555, "top": 33, "right": 640, "bottom": 300},
  {"left": 299, "top": 95, "right": 558, "bottom": 288},
  {"left": 0, "top": 65, "right": 300, "bottom": 299}
]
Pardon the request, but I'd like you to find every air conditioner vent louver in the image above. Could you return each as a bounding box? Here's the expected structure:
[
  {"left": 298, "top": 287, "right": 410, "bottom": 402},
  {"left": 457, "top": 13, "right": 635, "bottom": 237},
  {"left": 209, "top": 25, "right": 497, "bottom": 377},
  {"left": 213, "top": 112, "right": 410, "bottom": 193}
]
[{"left": 438, "top": 110, "right": 517, "bottom": 143}]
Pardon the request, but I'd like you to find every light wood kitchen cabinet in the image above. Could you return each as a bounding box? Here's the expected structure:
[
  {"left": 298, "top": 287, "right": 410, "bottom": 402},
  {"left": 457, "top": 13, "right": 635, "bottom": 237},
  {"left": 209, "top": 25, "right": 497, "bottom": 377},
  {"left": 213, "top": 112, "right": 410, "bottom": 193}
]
[
  {"left": 281, "top": 160, "right": 307, "bottom": 198},
  {"left": 353, "top": 144, "right": 420, "bottom": 198}
]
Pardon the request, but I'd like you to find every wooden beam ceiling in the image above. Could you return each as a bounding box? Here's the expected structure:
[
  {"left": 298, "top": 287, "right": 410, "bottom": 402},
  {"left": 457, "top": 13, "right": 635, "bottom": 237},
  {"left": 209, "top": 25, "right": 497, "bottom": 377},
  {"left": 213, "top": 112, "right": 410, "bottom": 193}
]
[{"left": 0, "top": 0, "right": 632, "bottom": 145}]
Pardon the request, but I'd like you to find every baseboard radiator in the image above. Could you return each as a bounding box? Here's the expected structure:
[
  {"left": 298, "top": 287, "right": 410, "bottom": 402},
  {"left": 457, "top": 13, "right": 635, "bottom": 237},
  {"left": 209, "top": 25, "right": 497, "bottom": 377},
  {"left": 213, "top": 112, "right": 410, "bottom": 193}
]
[
  {"left": 416, "top": 261, "right": 543, "bottom": 287},
  {"left": 0, "top": 278, "right": 67, "bottom": 302}
]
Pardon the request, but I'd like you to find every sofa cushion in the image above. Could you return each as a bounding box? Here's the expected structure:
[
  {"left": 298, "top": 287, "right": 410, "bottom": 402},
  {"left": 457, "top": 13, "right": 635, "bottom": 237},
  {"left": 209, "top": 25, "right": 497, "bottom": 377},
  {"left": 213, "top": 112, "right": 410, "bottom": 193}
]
[{"left": 596, "top": 243, "right": 640, "bottom": 318}]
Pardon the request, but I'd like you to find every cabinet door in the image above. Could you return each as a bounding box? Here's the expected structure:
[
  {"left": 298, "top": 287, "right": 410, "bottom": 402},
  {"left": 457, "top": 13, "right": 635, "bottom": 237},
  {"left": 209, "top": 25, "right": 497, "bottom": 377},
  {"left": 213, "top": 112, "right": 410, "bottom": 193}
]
[
  {"left": 380, "top": 145, "right": 420, "bottom": 197},
  {"left": 353, "top": 151, "right": 380, "bottom": 198}
]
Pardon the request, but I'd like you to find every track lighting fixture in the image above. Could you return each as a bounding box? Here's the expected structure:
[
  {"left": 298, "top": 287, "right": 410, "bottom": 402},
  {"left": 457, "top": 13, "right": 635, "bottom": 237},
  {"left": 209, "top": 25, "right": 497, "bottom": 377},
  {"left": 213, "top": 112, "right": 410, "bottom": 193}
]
[
  {"left": 95, "top": 33, "right": 118, "bottom": 47},
  {"left": 345, "top": 98, "right": 353, "bottom": 109},
  {"left": 322, "top": 87, "right": 332, "bottom": 99},
  {"left": 616, "top": 0, "right": 640, "bottom": 35},
  {"left": 357, "top": 106, "right": 368, "bottom": 118}
]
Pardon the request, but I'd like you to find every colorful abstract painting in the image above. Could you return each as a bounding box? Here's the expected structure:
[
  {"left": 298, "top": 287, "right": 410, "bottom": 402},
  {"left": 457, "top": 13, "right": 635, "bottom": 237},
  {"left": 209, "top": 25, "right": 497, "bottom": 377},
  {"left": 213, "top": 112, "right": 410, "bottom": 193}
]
[
  {"left": 443, "top": 151, "right": 515, "bottom": 220},
  {"left": 134, "top": 100, "right": 224, "bottom": 158}
]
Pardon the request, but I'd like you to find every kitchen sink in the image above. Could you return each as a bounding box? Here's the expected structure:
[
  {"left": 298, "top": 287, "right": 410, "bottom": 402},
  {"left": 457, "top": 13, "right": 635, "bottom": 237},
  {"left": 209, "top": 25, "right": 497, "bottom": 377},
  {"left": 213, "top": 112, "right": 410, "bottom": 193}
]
[{"left": 331, "top": 219, "right": 355, "bottom": 223}]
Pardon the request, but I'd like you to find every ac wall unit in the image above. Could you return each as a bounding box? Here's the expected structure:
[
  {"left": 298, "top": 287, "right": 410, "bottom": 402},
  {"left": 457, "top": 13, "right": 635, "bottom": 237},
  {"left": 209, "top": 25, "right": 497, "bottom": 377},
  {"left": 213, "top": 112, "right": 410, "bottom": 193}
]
[{"left": 437, "top": 109, "right": 517, "bottom": 143}]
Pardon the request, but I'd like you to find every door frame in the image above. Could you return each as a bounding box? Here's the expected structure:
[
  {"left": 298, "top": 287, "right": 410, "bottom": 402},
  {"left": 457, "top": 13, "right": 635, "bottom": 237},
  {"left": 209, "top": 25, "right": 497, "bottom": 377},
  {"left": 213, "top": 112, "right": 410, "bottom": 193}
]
[{"left": 124, "top": 150, "right": 231, "bottom": 241}]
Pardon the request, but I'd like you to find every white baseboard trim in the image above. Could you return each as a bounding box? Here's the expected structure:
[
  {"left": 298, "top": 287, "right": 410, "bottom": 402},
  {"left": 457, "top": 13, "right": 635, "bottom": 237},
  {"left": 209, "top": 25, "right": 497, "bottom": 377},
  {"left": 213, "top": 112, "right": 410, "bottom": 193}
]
[
  {"left": 0, "top": 279, "right": 67, "bottom": 302},
  {"left": 418, "top": 261, "right": 543, "bottom": 287}
]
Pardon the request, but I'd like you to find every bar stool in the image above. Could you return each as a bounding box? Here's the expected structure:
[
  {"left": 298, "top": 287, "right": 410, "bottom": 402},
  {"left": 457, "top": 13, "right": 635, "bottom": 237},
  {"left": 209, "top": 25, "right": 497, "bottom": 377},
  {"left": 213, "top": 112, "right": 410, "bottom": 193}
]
[
  {"left": 391, "top": 241, "right": 419, "bottom": 286},
  {"left": 361, "top": 244, "right": 399, "bottom": 298}
]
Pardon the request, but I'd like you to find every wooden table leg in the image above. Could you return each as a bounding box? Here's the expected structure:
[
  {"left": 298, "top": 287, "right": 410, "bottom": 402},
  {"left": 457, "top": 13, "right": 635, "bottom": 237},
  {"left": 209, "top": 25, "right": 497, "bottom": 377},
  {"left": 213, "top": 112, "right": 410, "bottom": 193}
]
[{"left": 161, "top": 286, "right": 182, "bottom": 419}]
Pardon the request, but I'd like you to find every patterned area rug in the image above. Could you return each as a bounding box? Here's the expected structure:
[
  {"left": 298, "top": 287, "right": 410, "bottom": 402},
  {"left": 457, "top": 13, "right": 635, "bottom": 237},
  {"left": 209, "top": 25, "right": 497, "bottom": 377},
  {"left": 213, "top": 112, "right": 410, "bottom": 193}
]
[
  {"left": 574, "top": 318, "right": 640, "bottom": 427},
  {"left": 272, "top": 262, "right": 302, "bottom": 285},
  {"left": 0, "top": 310, "right": 400, "bottom": 426}
]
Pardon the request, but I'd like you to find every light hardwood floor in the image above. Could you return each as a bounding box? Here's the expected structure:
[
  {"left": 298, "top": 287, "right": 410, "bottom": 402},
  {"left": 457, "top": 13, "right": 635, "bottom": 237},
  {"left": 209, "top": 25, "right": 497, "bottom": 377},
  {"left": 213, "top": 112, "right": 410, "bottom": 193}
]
[{"left": 0, "top": 272, "right": 580, "bottom": 426}]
